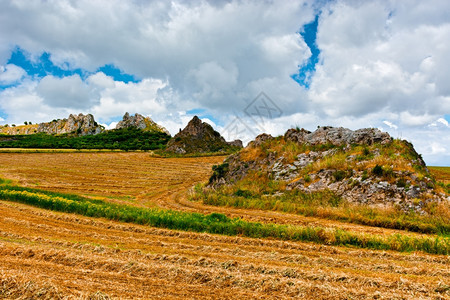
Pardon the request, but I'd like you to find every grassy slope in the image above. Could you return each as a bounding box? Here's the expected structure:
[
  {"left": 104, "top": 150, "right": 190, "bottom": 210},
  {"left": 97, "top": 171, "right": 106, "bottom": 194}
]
[{"left": 193, "top": 138, "right": 450, "bottom": 236}]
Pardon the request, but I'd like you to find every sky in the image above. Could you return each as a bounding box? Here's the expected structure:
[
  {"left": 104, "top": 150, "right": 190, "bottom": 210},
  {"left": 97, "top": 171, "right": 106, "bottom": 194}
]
[{"left": 0, "top": 0, "right": 449, "bottom": 166}]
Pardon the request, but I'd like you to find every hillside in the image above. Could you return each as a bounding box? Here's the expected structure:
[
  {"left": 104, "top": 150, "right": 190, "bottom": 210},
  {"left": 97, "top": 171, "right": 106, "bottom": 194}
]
[
  {"left": 116, "top": 112, "right": 170, "bottom": 135},
  {"left": 166, "top": 116, "right": 242, "bottom": 154},
  {"left": 195, "top": 126, "right": 449, "bottom": 234},
  {"left": 0, "top": 112, "right": 172, "bottom": 150},
  {"left": 0, "top": 127, "right": 170, "bottom": 150},
  {"left": 0, "top": 113, "right": 104, "bottom": 136}
]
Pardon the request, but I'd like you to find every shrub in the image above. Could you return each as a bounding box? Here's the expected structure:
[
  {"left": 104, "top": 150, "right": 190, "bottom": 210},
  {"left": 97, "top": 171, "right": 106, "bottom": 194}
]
[
  {"left": 233, "top": 189, "right": 254, "bottom": 198},
  {"left": 304, "top": 174, "right": 311, "bottom": 183},
  {"left": 333, "top": 170, "right": 346, "bottom": 182},
  {"left": 372, "top": 164, "right": 383, "bottom": 176},
  {"left": 209, "top": 163, "right": 229, "bottom": 183},
  {"left": 397, "top": 178, "right": 407, "bottom": 188}
]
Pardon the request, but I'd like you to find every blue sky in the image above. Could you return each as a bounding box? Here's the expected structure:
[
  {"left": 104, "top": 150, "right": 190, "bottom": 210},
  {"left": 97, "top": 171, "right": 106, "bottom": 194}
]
[
  {"left": 3, "top": 47, "right": 138, "bottom": 87},
  {"left": 0, "top": 0, "right": 449, "bottom": 165},
  {"left": 292, "top": 15, "right": 320, "bottom": 88}
]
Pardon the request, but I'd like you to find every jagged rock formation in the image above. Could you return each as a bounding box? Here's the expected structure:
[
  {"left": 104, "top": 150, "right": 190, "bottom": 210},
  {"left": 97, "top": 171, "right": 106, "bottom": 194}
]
[
  {"left": 165, "top": 116, "right": 243, "bottom": 154},
  {"left": 37, "top": 113, "right": 104, "bottom": 136},
  {"left": 116, "top": 112, "right": 170, "bottom": 135},
  {"left": 209, "top": 126, "right": 448, "bottom": 213},
  {"left": 283, "top": 126, "right": 392, "bottom": 146},
  {"left": 0, "top": 113, "right": 104, "bottom": 136}
]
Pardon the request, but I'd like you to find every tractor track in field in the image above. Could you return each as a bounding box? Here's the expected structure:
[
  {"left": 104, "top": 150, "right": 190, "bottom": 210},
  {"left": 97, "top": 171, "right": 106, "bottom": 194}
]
[
  {"left": 0, "top": 152, "right": 448, "bottom": 298},
  {"left": 0, "top": 201, "right": 448, "bottom": 299},
  {"left": 0, "top": 152, "right": 439, "bottom": 238}
]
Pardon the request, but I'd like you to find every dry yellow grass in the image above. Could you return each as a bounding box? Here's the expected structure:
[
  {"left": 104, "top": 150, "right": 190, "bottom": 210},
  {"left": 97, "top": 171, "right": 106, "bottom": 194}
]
[
  {"left": 0, "top": 152, "right": 448, "bottom": 299},
  {"left": 0, "top": 152, "right": 442, "bottom": 237},
  {"left": 0, "top": 201, "right": 449, "bottom": 299},
  {"left": 430, "top": 166, "right": 450, "bottom": 185}
]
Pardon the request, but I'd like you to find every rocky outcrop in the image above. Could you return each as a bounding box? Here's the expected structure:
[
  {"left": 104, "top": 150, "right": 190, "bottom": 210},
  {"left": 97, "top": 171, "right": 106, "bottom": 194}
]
[
  {"left": 284, "top": 126, "right": 392, "bottom": 146},
  {"left": 209, "top": 126, "right": 447, "bottom": 213},
  {"left": 0, "top": 114, "right": 104, "bottom": 136},
  {"left": 165, "top": 116, "right": 242, "bottom": 154},
  {"left": 116, "top": 112, "right": 170, "bottom": 135},
  {"left": 37, "top": 113, "right": 104, "bottom": 136}
]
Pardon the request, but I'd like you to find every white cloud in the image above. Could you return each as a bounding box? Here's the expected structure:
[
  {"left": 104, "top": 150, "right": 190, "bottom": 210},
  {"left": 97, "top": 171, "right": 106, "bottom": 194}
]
[
  {"left": 0, "top": 64, "right": 26, "bottom": 84},
  {"left": 0, "top": 0, "right": 449, "bottom": 165},
  {"left": 383, "top": 120, "right": 398, "bottom": 130},
  {"left": 0, "top": 0, "right": 314, "bottom": 114},
  {"left": 37, "top": 74, "right": 97, "bottom": 109}
]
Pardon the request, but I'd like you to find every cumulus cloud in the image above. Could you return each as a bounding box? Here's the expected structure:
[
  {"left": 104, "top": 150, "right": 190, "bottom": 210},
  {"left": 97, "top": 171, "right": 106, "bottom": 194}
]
[
  {"left": 37, "top": 74, "right": 96, "bottom": 109},
  {"left": 311, "top": 0, "right": 450, "bottom": 120},
  {"left": 0, "top": 0, "right": 314, "bottom": 114},
  {"left": 429, "top": 117, "right": 449, "bottom": 128},
  {"left": 0, "top": 0, "right": 449, "bottom": 164},
  {"left": 0, "top": 64, "right": 26, "bottom": 85}
]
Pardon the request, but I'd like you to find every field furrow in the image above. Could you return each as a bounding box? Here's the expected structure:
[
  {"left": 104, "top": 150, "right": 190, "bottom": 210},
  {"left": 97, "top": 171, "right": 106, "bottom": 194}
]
[{"left": 0, "top": 153, "right": 448, "bottom": 299}]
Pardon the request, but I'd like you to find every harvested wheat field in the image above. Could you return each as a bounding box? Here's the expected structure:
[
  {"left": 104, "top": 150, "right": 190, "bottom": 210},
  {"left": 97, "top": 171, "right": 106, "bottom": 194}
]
[{"left": 0, "top": 152, "right": 449, "bottom": 299}]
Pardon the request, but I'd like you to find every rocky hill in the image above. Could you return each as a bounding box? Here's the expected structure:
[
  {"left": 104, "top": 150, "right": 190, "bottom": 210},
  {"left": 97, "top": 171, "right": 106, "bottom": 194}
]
[
  {"left": 0, "top": 124, "right": 39, "bottom": 135},
  {"left": 208, "top": 126, "right": 448, "bottom": 213},
  {"left": 116, "top": 112, "right": 170, "bottom": 135},
  {"left": 0, "top": 113, "right": 104, "bottom": 136},
  {"left": 38, "top": 113, "right": 104, "bottom": 136},
  {"left": 165, "top": 116, "right": 242, "bottom": 154}
]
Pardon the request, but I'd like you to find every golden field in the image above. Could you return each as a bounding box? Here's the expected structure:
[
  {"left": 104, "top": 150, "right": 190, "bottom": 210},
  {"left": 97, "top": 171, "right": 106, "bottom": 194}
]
[{"left": 0, "top": 152, "right": 448, "bottom": 299}]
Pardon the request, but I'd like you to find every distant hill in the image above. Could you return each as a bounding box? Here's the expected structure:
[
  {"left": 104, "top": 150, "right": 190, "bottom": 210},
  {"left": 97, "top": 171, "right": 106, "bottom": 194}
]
[
  {"left": 0, "top": 113, "right": 104, "bottom": 136},
  {"left": 0, "top": 112, "right": 171, "bottom": 150},
  {"left": 165, "top": 116, "right": 242, "bottom": 154}
]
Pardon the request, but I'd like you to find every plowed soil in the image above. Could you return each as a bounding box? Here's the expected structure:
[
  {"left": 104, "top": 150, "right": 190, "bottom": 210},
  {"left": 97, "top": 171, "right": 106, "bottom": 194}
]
[{"left": 0, "top": 152, "right": 448, "bottom": 299}]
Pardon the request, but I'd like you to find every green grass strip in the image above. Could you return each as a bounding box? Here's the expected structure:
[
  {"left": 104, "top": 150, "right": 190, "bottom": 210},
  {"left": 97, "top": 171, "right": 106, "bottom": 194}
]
[{"left": 0, "top": 185, "right": 448, "bottom": 255}]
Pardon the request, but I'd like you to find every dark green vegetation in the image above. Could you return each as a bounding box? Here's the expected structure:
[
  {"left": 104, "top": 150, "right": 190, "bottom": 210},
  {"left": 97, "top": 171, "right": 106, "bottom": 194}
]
[
  {"left": 0, "top": 179, "right": 448, "bottom": 255},
  {"left": 0, "top": 128, "right": 170, "bottom": 150}
]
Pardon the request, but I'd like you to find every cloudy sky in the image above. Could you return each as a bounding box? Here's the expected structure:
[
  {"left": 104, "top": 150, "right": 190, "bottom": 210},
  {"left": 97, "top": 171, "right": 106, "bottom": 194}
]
[{"left": 0, "top": 0, "right": 449, "bottom": 165}]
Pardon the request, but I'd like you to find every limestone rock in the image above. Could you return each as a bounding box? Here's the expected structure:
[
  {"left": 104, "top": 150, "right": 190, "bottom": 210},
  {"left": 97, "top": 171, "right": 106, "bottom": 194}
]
[
  {"left": 284, "top": 126, "right": 392, "bottom": 146},
  {"left": 36, "top": 113, "right": 104, "bottom": 136},
  {"left": 115, "top": 112, "right": 170, "bottom": 135}
]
